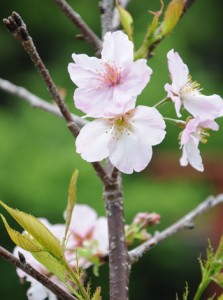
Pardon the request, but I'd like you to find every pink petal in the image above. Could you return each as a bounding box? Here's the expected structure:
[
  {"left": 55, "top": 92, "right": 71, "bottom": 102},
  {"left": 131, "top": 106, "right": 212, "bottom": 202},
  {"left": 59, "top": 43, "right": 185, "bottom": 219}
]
[
  {"left": 199, "top": 119, "right": 219, "bottom": 131},
  {"left": 101, "top": 31, "right": 134, "bottom": 65},
  {"left": 131, "top": 106, "right": 166, "bottom": 146},
  {"left": 109, "top": 132, "right": 153, "bottom": 174},
  {"left": 164, "top": 83, "right": 182, "bottom": 117},
  {"left": 69, "top": 204, "right": 97, "bottom": 238},
  {"left": 68, "top": 54, "right": 103, "bottom": 88},
  {"left": 74, "top": 87, "right": 135, "bottom": 117},
  {"left": 93, "top": 217, "right": 109, "bottom": 254},
  {"left": 120, "top": 59, "right": 152, "bottom": 96},
  {"left": 180, "top": 137, "right": 204, "bottom": 172},
  {"left": 167, "top": 49, "right": 189, "bottom": 89},
  {"left": 76, "top": 119, "right": 111, "bottom": 161},
  {"left": 183, "top": 94, "right": 223, "bottom": 120}
]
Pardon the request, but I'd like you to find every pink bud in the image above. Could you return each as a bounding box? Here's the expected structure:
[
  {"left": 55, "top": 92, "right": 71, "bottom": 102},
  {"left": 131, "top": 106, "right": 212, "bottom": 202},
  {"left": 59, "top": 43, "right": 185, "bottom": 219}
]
[{"left": 133, "top": 212, "right": 160, "bottom": 228}]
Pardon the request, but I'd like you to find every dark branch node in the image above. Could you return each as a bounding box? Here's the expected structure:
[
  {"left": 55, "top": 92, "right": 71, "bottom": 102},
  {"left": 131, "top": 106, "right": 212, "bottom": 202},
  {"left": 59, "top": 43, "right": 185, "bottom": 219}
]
[{"left": 18, "top": 252, "right": 26, "bottom": 264}]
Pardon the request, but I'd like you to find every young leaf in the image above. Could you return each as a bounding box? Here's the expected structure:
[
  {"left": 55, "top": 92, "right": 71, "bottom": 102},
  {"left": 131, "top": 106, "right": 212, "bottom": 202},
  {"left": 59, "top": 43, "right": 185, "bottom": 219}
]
[
  {"left": 92, "top": 287, "right": 102, "bottom": 300},
  {"left": 32, "top": 251, "right": 68, "bottom": 284},
  {"left": 1, "top": 214, "right": 43, "bottom": 252},
  {"left": 160, "top": 0, "right": 184, "bottom": 36},
  {"left": 213, "top": 273, "right": 223, "bottom": 289},
  {"left": 218, "top": 294, "right": 223, "bottom": 300},
  {"left": 64, "top": 170, "right": 78, "bottom": 241},
  {"left": 116, "top": 0, "right": 134, "bottom": 41},
  {"left": 0, "top": 201, "right": 63, "bottom": 258}
]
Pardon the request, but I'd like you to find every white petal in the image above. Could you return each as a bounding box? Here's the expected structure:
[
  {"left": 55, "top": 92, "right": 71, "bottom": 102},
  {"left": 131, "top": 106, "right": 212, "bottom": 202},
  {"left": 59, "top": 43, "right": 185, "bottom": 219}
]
[
  {"left": 183, "top": 93, "right": 223, "bottom": 120},
  {"left": 130, "top": 106, "right": 166, "bottom": 146},
  {"left": 167, "top": 49, "right": 189, "bottom": 89},
  {"left": 68, "top": 54, "right": 103, "bottom": 88},
  {"left": 109, "top": 132, "right": 153, "bottom": 174},
  {"left": 74, "top": 87, "right": 135, "bottom": 117},
  {"left": 69, "top": 204, "right": 97, "bottom": 237},
  {"left": 76, "top": 119, "right": 111, "bottom": 161},
  {"left": 164, "top": 83, "right": 182, "bottom": 117},
  {"left": 93, "top": 217, "right": 109, "bottom": 254},
  {"left": 180, "top": 137, "right": 204, "bottom": 172},
  {"left": 27, "top": 279, "right": 53, "bottom": 300},
  {"left": 101, "top": 31, "right": 133, "bottom": 65},
  {"left": 120, "top": 59, "right": 152, "bottom": 96}
]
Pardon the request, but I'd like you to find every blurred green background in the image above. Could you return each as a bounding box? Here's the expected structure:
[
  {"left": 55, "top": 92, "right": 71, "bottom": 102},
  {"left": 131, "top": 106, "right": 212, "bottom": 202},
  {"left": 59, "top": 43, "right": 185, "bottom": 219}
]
[{"left": 0, "top": 0, "right": 223, "bottom": 299}]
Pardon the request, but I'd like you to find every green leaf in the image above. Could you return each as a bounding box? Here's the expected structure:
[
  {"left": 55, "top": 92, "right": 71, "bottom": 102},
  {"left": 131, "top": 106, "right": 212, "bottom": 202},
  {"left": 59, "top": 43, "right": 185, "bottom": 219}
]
[
  {"left": 1, "top": 214, "right": 43, "bottom": 252},
  {"left": 32, "top": 251, "right": 68, "bottom": 284},
  {"left": 216, "top": 235, "right": 223, "bottom": 260},
  {"left": 212, "top": 273, "right": 223, "bottom": 289},
  {"left": 0, "top": 201, "right": 63, "bottom": 258},
  {"left": 147, "top": 2, "right": 164, "bottom": 37},
  {"left": 134, "top": 2, "right": 164, "bottom": 60},
  {"left": 218, "top": 293, "right": 223, "bottom": 300},
  {"left": 116, "top": 0, "right": 134, "bottom": 41},
  {"left": 160, "top": 0, "right": 184, "bottom": 36},
  {"left": 64, "top": 170, "right": 78, "bottom": 241},
  {"left": 92, "top": 287, "right": 102, "bottom": 300}
]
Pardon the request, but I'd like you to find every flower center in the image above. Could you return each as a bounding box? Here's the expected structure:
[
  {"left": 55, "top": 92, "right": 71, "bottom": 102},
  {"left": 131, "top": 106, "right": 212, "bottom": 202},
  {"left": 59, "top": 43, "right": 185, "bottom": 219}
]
[
  {"left": 181, "top": 75, "right": 202, "bottom": 96},
  {"left": 193, "top": 127, "right": 210, "bottom": 144},
  {"left": 107, "top": 110, "right": 134, "bottom": 140},
  {"left": 101, "top": 63, "right": 121, "bottom": 87}
]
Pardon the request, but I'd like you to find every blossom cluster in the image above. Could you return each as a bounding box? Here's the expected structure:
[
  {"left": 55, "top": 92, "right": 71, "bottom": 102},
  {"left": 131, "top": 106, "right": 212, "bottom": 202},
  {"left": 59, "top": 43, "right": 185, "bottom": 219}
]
[
  {"left": 68, "top": 31, "right": 166, "bottom": 174},
  {"left": 13, "top": 204, "right": 108, "bottom": 300},
  {"left": 165, "top": 49, "right": 223, "bottom": 171},
  {"left": 68, "top": 31, "right": 223, "bottom": 173}
]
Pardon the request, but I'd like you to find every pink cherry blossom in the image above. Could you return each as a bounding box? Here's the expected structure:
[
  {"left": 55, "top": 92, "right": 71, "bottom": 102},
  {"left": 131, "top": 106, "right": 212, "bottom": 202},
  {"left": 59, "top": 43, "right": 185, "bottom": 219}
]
[
  {"left": 68, "top": 31, "right": 152, "bottom": 117},
  {"left": 76, "top": 106, "right": 166, "bottom": 174},
  {"left": 13, "top": 205, "right": 109, "bottom": 300},
  {"left": 180, "top": 116, "right": 219, "bottom": 171},
  {"left": 66, "top": 204, "right": 108, "bottom": 258},
  {"left": 165, "top": 49, "right": 223, "bottom": 119}
]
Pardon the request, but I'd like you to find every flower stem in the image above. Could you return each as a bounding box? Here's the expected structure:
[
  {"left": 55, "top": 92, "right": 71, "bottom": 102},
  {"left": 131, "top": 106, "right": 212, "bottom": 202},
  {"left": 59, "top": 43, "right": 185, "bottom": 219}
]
[
  {"left": 163, "top": 117, "right": 186, "bottom": 127},
  {"left": 153, "top": 97, "right": 170, "bottom": 108},
  {"left": 64, "top": 261, "right": 90, "bottom": 300},
  {"left": 193, "top": 279, "right": 210, "bottom": 300}
]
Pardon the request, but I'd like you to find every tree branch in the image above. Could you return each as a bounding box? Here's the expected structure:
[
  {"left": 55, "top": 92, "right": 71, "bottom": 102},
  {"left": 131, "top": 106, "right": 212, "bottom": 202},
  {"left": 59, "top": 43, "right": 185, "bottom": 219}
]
[
  {"left": 3, "top": 12, "right": 80, "bottom": 138},
  {"left": 3, "top": 12, "right": 109, "bottom": 186},
  {"left": 53, "top": 0, "right": 102, "bottom": 52},
  {"left": 99, "top": 0, "right": 114, "bottom": 37},
  {"left": 183, "top": 0, "right": 196, "bottom": 14},
  {"left": 0, "top": 247, "right": 78, "bottom": 300},
  {"left": 0, "top": 78, "right": 87, "bottom": 128},
  {"left": 103, "top": 172, "right": 130, "bottom": 300},
  {"left": 129, "top": 194, "right": 223, "bottom": 264}
]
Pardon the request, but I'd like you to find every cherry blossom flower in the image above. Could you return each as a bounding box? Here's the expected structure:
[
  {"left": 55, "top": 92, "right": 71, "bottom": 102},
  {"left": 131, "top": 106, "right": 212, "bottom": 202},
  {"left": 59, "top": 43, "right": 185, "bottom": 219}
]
[
  {"left": 76, "top": 106, "right": 166, "bottom": 174},
  {"left": 165, "top": 49, "right": 223, "bottom": 119},
  {"left": 180, "top": 116, "right": 219, "bottom": 171},
  {"left": 68, "top": 31, "right": 152, "bottom": 117},
  {"left": 13, "top": 205, "right": 109, "bottom": 300}
]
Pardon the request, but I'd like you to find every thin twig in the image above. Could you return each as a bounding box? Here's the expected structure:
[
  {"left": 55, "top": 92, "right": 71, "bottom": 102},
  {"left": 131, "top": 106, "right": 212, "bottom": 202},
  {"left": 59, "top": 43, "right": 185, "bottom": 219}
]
[
  {"left": 112, "top": 0, "right": 132, "bottom": 30},
  {"left": 183, "top": 0, "right": 196, "bottom": 13},
  {"left": 3, "top": 12, "right": 109, "bottom": 185},
  {"left": 129, "top": 194, "right": 223, "bottom": 264},
  {"left": 3, "top": 12, "right": 79, "bottom": 138},
  {"left": 0, "top": 78, "right": 87, "bottom": 128},
  {"left": 0, "top": 246, "right": 78, "bottom": 300},
  {"left": 99, "top": 0, "right": 114, "bottom": 37},
  {"left": 53, "top": 0, "right": 102, "bottom": 52}
]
